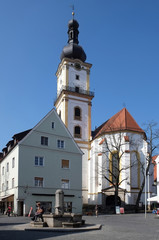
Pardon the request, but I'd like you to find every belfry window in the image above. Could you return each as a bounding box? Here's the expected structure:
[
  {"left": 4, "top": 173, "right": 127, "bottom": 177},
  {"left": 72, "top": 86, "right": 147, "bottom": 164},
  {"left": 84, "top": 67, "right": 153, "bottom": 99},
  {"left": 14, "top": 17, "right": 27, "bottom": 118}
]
[
  {"left": 75, "top": 87, "right": 79, "bottom": 93},
  {"left": 74, "top": 107, "right": 81, "bottom": 120},
  {"left": 74, "top": 126, "right": 81, "bottom": 138},
  {"left": 76, "top": 74, "right": 79, "bottom": 80}
]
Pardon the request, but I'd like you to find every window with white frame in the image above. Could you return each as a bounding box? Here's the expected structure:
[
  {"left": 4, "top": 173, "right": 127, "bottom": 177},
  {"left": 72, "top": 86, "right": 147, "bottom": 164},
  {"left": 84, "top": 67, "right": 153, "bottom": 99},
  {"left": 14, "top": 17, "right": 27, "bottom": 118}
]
[
  {"left": 57, "top": 140, "right": 65, "bottom": 149},
  {"left": 6, "top": 181, "right": 9, "bottom": 190},
  {"left": 2, "top": 166, "right": 4, "bottom": 175},
  {"left": 41, "top": 136, "right": 48, "bottom": 146},
  {"left": 2, "top": 183, "right": 4, "bottom": 192},
  {"left": 35, "top": 156, "right": 44, "bottom": 166},
  {"left": 61, "top": 179, "right": 69, "bottom": 189},
  {"left": 34, "top": 177, "right": 43, "bottom": 187},
  {"left": 7, "top": 162, "right": 9, "bottom": 172},
  {"left": 12, "top": 178, "right": 14, "bottom": 188},
  {"left": 12, "top": 157, "right": 15, "bottom": 168}
]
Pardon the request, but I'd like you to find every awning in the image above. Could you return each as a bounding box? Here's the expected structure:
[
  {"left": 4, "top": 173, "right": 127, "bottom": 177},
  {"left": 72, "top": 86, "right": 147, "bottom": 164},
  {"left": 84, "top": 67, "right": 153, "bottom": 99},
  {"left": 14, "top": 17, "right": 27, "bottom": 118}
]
[
  {"left": 147, "top": 195, "right": 159, "bottom": 202},
  {"left": 0, "top": 194, "right": 14, "bottom": 201}
]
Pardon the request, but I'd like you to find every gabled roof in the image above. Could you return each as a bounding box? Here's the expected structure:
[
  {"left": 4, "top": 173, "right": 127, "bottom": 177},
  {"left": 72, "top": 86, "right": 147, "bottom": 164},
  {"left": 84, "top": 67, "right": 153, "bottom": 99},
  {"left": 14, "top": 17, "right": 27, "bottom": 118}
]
[
  {"left": 1, "top": 108, "right": 83, "bottom": 161},
  {"left": 93, "top": 108, "right": 145, "bottom": 139},
  {"left": 19, "top": 108, "right": 83, "bottom": 155},
  {"left": 12, "top": 129, "right": 32, "bottom": 142}
]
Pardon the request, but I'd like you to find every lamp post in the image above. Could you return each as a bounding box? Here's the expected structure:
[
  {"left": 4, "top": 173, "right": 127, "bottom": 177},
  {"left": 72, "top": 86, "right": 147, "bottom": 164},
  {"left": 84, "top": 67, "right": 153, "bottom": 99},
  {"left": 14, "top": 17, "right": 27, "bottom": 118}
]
[{"left": 145, "top": 154, "right": 147, "bottom": 219}]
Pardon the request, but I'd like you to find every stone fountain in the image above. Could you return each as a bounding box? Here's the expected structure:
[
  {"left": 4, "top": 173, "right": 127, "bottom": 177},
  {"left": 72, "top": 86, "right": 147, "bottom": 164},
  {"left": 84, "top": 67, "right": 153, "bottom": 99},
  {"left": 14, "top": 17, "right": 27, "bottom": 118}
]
[{"left": 43, "top": 189, "right": 84, "bottom": 228}]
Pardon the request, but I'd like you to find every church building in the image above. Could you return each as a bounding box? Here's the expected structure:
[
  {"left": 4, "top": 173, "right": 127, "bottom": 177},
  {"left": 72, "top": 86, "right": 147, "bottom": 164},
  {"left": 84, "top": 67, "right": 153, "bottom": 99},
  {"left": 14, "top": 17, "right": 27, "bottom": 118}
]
[
  {"left": 55, "top": 12, "right": 155, "bottom": 210},
  {"left": 0, "top": 13, "right": 156, "bottom": 215}
]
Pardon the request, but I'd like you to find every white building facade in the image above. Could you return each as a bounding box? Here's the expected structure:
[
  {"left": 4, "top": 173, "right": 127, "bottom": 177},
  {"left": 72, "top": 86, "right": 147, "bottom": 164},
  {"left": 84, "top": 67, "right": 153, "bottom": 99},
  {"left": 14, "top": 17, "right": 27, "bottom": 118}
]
[
  {"left": 0, "top": 109, "right": 83, "bottom": 215},
  {"left": 88, "top": 110, "right": 153, "bottom": 207},
  {"left": 54, "top": 15, "right": 155, "bottom": 211}
]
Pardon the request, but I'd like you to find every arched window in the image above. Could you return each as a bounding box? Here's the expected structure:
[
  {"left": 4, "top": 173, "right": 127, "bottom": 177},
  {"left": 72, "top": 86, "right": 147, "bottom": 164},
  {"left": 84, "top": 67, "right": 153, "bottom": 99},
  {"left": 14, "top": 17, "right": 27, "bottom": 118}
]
[
  {"left": 74, "top": 107, "right": 81, "bottom": 120},
  {"left": 109, "top": 151, "right": 120, "bottom": 184},
  {"left": 112, "top": 152, "right": 119, "bottom": 184},
  {"left": 74, "top": 126, "right": 81, "bottom": 138},
  {"left": 130, "top": 151, "right": 140, "bottom": 189}
]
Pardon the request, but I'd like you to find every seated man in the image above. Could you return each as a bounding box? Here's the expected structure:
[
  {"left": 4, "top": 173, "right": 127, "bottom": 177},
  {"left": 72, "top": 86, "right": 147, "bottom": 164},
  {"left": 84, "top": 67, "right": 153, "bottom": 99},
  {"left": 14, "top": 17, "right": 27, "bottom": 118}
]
[{"left": 31, "top": 202, "right": 44, "bottom": 222}]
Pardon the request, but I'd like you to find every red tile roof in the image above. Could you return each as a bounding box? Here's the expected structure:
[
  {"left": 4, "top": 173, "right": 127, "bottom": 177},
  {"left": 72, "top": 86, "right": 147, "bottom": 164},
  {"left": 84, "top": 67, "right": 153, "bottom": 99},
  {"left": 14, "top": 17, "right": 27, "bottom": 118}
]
[
  {"left": 152, "top": 155, "right": 158, "bottom": 181},
  {"left": 93, "top": 108, "right": 145, "bottom": 139}
]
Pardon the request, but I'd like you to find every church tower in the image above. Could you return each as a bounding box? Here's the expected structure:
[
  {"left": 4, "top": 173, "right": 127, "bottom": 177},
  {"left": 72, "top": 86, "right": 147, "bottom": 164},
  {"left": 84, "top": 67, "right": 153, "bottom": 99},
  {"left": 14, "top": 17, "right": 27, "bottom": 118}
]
[{"left": 54, "top": 12, "right": 94, "bottom": 204}]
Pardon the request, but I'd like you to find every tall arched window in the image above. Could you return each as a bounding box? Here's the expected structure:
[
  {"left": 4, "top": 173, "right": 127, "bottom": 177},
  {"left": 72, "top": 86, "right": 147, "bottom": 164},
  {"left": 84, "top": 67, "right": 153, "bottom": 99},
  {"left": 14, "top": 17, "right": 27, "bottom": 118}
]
[
  {"left": 109, "top": 151, "right": 120, "bottom": 184},
  {"left": 74, "top": 126, "right": 81, "bottom": 138},
  {"left": 130, "top": 151, "right": 140, "bottom": 189},
  {"left": 74, "top": 107, "right": 81, "bottom": 120}
]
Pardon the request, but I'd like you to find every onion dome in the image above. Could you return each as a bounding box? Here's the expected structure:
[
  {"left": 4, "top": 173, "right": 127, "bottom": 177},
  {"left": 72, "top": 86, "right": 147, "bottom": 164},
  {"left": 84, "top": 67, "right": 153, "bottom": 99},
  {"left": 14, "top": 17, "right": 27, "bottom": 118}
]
[{"left": 60, "top": 16, "right": 86, "bottom": 62}]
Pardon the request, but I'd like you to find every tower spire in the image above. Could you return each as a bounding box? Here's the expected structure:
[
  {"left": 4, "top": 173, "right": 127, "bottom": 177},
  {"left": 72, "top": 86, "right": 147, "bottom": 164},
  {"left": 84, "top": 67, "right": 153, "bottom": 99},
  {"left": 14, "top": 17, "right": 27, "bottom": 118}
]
[
  {"left": 60, "top": 8, "right": 86, "bottom": 62},
  {"left": 72, "top": 4, "right": 75, "bottom": 19}
]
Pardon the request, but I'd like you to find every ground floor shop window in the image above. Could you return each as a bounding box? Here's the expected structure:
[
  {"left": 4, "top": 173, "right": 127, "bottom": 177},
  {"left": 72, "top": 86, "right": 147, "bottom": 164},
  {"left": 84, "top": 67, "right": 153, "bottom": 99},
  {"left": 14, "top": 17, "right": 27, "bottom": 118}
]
[{"left": 64, "top": 202, "right": 72, "bottom": 213}]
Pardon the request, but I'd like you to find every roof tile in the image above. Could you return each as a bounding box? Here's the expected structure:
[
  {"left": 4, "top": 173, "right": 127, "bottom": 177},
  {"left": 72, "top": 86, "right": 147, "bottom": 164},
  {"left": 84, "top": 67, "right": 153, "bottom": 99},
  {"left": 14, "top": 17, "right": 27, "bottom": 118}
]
[{"left": 93, "top": 108, "right": 145, "bottom": 138}]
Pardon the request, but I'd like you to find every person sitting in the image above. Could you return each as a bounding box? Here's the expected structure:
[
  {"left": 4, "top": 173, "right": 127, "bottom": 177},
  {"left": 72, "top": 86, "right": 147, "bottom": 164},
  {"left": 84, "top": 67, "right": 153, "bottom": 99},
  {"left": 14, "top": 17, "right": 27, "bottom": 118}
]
[{"left": 31, "top": 202, "right": 44, "bottom": 222}]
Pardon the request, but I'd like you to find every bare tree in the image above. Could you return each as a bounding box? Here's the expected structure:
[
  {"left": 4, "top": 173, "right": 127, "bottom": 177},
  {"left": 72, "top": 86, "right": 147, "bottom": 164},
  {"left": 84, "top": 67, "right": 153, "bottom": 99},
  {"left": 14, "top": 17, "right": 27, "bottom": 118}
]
[
  {"left": 98, "top": 131, "right": 136, "bottom": 211},
  {"left": 135, "top": 121, "right": 159, "bottom": 212}
]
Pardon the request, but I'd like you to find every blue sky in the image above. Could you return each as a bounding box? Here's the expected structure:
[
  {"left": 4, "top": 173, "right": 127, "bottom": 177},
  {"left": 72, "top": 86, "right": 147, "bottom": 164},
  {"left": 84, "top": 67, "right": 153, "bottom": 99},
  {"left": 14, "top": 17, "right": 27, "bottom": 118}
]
[{"left": 0, "top": 0, "right": 159, "bottom": 150}]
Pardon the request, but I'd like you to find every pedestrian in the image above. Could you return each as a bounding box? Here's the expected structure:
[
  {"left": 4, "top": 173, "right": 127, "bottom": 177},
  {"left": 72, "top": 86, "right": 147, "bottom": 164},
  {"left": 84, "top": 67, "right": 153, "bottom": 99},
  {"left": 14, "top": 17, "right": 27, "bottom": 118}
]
[
  {"left": 7, "top": 205, "right": 11, "bottom": 217},
  {"left": 95, "top": 204, "right": 98, "bottom": 217}
]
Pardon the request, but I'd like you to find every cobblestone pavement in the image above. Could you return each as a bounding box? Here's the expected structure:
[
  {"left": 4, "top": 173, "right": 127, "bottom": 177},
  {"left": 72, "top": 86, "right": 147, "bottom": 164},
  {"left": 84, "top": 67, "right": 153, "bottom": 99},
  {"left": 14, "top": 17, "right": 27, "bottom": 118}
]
[{"left": 0, "top": 213, "right": 159, "bottom": 240}]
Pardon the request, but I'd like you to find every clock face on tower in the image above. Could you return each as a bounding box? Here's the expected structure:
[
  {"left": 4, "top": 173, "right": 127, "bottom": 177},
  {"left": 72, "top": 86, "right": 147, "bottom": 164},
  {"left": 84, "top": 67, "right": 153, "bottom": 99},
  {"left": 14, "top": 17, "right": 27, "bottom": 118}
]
[{"left": 74, "top": 62, "right": 81, "bottom": 70}]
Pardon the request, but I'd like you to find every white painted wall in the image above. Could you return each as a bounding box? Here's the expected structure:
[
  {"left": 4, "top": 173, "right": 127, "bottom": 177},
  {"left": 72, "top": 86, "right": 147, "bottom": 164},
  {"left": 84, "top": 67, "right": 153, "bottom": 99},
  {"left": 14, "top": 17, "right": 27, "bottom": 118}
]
[
  {"left": 0, "top": 109, "right": 83, "bottom": 215},
  {"left": 89, "top": 131, "right": 153, "bottom": 206},
  {"left": 67, "top": 98, "right": 89, "bottom": 141},
  {"left": 0, "top": 145, "right": 19, "bottom": 212},
  {"left": 68, "top": 66, "right": 87, "bottom": 90}
]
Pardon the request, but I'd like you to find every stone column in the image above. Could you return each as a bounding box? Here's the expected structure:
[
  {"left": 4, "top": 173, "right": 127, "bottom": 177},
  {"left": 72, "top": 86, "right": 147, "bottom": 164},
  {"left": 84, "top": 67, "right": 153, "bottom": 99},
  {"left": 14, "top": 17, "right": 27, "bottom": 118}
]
[{"left": 55, "top": 189, "right": 64, "bottom": 215}]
